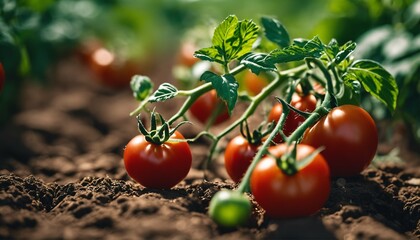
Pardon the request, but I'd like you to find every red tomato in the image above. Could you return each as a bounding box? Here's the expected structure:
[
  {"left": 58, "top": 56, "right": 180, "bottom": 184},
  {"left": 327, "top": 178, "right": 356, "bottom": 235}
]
[
  {"left": 224, "top": 135, "right": 259, "bottom": 183},
  {"left": 301, "top": 105, "right": 378, "bottom": 177},
  {"left": 78, "top": 41, "right": 143, "bottom": 88},
  {"left": 243, "top": 71, "right": 269, "bottom": 96},
  {"left": 89, "top": 47, "right": 142, "bottom": 88},
  {"left": 250, "top": 144, "right": 330, "bottom": 218},
  {"left": 189, "top": 89, "right": 230, "bottom": 125},
  {"left": 177, "top": 41, "right": 200, "bottom": 67},
  {"left": 267, "top": 93, "right": 317, "bottom": 143},
  {"left": 0, "top": 63, "right": 4, "bottom": 92},
  {"left": 123, "top": 131, "right": 192, "bottom": 189}
]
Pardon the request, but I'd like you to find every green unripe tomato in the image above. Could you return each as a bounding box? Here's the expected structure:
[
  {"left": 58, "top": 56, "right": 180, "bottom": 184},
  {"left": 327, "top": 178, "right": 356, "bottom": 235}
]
[{"left": 208, "top": 190, "right": 252, "bottom": 228}]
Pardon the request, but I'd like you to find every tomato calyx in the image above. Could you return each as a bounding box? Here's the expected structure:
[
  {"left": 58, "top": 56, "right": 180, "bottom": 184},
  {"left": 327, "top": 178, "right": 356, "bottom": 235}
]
[
  {"left": 137, "top": 111, "right": 189, "bottom": 145},
  {"left": 275, "top": 97, "right": 312, "bottom": 120},
  {"left": 269, "top": 143, "right": 325, "bottom": 176},
  {"left": 272, "top": 143, "right": 299, "bottom": 176},
  {"left": 240, "top": 120, "right": 273, "bottom": 146}
]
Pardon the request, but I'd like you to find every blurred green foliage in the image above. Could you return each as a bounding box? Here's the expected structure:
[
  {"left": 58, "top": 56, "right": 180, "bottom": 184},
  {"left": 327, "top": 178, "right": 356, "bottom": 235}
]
[
  {"left": 0, "top": 0, "right": 330, "bottom": 123},
  {"left": 1, "top": 0, "right": 419, "bottom": 147}
]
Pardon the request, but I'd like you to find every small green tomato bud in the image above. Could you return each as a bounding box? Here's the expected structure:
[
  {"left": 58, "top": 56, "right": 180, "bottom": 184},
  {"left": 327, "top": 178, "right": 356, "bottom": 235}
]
[{"left": 208, "top": 189, "right": 252, "bottom": 228}]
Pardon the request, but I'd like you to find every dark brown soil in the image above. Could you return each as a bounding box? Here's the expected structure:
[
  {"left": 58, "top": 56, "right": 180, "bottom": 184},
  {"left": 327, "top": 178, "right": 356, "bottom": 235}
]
[{"left": 0, "top": 57, "right": 419, "bottom": 239}]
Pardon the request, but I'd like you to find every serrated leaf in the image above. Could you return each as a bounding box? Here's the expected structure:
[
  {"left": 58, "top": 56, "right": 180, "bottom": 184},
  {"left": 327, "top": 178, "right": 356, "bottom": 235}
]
[
  {"left": 261, "top": 16, "right": 290, "bottom": 48},
  {"left": 194, "top": 47, "right": 223, "bottom": 63},
  {"left": 344, "top": 60, "right": 398, "bottom": 113},
  {"left": 200, "top": 71, "right": 238, "bottom": 114},
  {"left": 231, "top": 19, "right": 260, "bottom": 58},
  {"left": 195, "top": 15, "right": 259, "bottom": 65},
  {"left": 268, "top": 36, "right": 324, "bottom": 64},
  {"left": 325, "top": 39, "right": 339, "bottom": 60},
  {"left": 130, "top": 75, "right": 153, "bottom": 101},
  {"left": 335, "top": 41, "right": 356, "bottom": 65},
  {"left": 212, "top": 15, "right": 239, "bottom": 48},
  {"left": 148, "top": 83, "right": 178, "bottom": 102},
  {"left": 240, "top": 53, "right": 276, "bottom": 74}
]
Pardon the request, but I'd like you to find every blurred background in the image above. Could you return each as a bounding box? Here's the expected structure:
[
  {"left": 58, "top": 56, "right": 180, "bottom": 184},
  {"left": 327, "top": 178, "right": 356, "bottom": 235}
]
[{"left": 0, "top": 0, "right": 419, "bottom": 148}]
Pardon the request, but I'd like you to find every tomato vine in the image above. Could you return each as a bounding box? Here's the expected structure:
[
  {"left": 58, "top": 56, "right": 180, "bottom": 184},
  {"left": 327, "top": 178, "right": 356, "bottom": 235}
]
[{"left": 124, "top": 15, "right": 398, "bottom": 227}]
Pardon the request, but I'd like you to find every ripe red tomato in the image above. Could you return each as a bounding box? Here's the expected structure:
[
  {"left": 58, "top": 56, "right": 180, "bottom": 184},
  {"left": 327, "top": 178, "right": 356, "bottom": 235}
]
[
  {"left": 301, "top": 105, "right": 378, "bottom": 177},
  {"left": 78, "top": 40, "right": 143, "bottom": 88},
  {"left": 189, "top": 89, "right": 230, "bottom": 125},
  {"left": 250, "top": 144, "right": 330, "bottom": 218},
  {"left": 0, "top": 63, "right": 4, "bottom": 92},
  {"left": 267, "top": 93, "right": 317, "bottom": 143},
  {"left": 89, "top": 47, "right": 142, "bottom": 88},
  {"left": 224, "top": 135, "right": 259, "bottom": 183},
  {"left": 243, "top": 71, "right": 269, "bottom": 96},
  {"left": 123, "top": 131, "right": 192, "bottom": 189}
]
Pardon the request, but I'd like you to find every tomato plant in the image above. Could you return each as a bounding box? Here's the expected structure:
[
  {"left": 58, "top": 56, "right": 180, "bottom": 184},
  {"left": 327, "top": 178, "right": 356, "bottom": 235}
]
[
  {"left": 189, "top": 89, "right": 230, "bottom": 126},
  {"left": 123, "top": 130, "right": 192, "bottom": 189},
  {"left": 267, "top": 93, "right": 317, "bottom": 143},
  {"left": 224, "top": 135, "right": 259, "bottom": 183},
  {"left": 250, "top": 144, "right": 330, "bottom": 218},
  {"left": 301, "top": 105, "right": 378, "bottom": 177},
  {"left": 0, "top": 63, "right": 4, "bottom": 92},
  {"left": 126, "top": 15, "right": 398, "bottom": 226}
]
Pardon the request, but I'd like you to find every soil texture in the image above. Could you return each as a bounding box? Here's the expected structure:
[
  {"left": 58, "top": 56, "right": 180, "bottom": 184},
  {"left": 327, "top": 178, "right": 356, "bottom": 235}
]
[{"left": 0, "top": 57, "right": 419, "bottom": 239}]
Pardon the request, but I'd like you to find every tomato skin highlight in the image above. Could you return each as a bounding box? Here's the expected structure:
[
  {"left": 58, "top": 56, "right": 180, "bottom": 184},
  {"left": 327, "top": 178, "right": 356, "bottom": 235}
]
[
  {"left": 267, "top": 93, "right": 317, "bottom": 143},
  {"left": 224, "top": 136, "right": 259, "bottom": 183},
  {"left": 301, "top": 105, "right": 378, "bottom": 177},
  {"left": 250, "top": 144, "right": 330, "bottom": 218},
  {"left": 189, "top": 89, "right": 230, "bottom": 125},
  {"left": 123, "top": 131, "right": 192, "bottom": 189}
]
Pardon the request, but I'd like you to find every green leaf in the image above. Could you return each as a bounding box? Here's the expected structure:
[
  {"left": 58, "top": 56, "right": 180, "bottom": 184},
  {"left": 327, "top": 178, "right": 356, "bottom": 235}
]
[
  {"left": 200, "top": 71, "right": 238, "bottom": 114},
  {"left": 240, "top": 53, "right": 276, "bottom": 74},
  {"left": 231, "top": 19, "right": 260, "bottom": 59},
  {"left": 268, "top": 36, "right": 324, "bottom": 64},
  {"left": 130, "top": 75, "right": 153, "bottom": 101},
  {"left": 324, "top": 39, "right": 339, "bottom": 60},
  {"left": 194, "top": 15, "right": 259, "bottom": 66},
  {"left": 194, "top": 47, "right": 223, "bottom": 64},
  {"left": 212, "top": 15, "right": 239, "bottom": 47},
  {"left": 148, "top": 83, "right": 178, "bottom": 103},
  {"left": 334, "top": 41, "right": 356, "bottom": 65},
  {"left": 344, "top": 60, "right": 398, "bottom": 113},
  {"left": 261, "top": 16, "right": 290, "bottom": 48}
]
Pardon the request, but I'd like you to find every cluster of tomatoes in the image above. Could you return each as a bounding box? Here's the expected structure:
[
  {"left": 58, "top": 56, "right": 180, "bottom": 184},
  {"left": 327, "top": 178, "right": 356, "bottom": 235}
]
[
  {"left": 122, "top": 41, "right": 378, "bottom": 222},
  {"left": 123, "top": 77, "right": 378, "bottom": 220}
]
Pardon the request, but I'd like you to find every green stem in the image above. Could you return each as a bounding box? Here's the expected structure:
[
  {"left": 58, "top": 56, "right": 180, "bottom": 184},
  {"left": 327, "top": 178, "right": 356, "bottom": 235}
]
[
  {"left": 236, "top": 104, "right": 287, "bottom": 193},
  {"left": 236, "top": 63, "right": 335, "bottom": 193},
  {"left": 204, "top": 64, "right": 308, "bottom": 173},
  {"left": 167, "top": 82, "right": 213, "bottom": 125}
]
